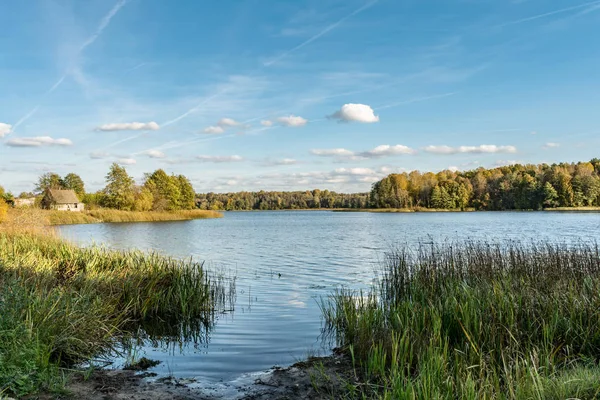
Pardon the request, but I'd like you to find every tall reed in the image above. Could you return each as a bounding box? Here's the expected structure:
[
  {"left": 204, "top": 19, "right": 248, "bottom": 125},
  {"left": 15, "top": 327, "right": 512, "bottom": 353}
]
[
  {"left": 322, "top": 241, "right": 600, "bottom": 399},
  {"left": 0, "top": 231, "right": 234, "bottom": 397}
]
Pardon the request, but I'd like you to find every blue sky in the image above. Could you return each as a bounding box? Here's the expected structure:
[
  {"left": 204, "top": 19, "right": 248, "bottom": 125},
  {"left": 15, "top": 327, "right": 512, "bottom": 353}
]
[{"left": 1, "top": 0, "right": 600, "bottom": 194}]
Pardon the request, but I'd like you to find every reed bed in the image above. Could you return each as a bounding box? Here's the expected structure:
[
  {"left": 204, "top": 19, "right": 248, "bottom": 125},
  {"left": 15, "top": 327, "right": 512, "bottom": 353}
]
[
  {"left": 84, "top": 209, "right": 222, "bottom": 223},
  {"left": 322, "top": 241, "right": 600, "bottom": 399},
  {"left": 0, "top": 231, "right": 234, "bottom": 397}
]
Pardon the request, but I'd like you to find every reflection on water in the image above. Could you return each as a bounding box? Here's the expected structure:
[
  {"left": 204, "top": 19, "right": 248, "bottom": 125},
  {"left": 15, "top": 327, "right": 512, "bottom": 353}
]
[{"left": 59, "top": 211, "right": 600, "bottom": 383}]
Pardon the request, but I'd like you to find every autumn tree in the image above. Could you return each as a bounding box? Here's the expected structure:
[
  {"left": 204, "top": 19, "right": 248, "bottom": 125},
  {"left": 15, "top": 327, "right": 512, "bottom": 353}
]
[
  {"left": 102, "top": 163, "right": 135, "bottom": 210},
  {"left": 62, "top": 173, "right": 85, "bottom": 197}
]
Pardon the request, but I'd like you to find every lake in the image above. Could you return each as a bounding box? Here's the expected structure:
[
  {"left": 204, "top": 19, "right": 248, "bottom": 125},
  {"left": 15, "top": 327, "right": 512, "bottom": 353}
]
[{"left": 58, "top": 211, "right": 600, "bottom": 385}]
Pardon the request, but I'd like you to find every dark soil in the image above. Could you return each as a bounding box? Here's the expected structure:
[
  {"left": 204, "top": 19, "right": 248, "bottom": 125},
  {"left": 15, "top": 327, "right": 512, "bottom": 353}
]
[{"left": 29, "top": 352, "right": 357, "bottom": 400}]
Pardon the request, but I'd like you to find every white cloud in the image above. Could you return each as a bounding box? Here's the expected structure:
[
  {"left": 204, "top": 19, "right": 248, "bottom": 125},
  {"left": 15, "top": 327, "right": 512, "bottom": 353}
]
[
  {"left": 97, "top": 121, "right": 160, "bottom": 131},
  {"left": 311, "top": 148, "right": 355, "bottom": 157},
  {"left": 448, "top": 166, "right": 459, "bottom": 172},
  {"left": 423, "top": 145, "right": 517, "bottom": 154},
  {"left": 277, "top": 115, "right": 308, "bottom": 127},
  {"left": 261, "top": 120, "right": 273, "bottom": 127},
  {"left": 217, "top": 118, "right": 241, "bottom": 128},
  {"left": 203, "top": 126, "right": 225, "bottom": 134},
  {"left": 90, "top": 151, "right": 110, "bottom": 159},
  {"left": 0, "top": 123, "right": 12, "bottom": 138},
  {"left": 197, "top": 155, "right": 244, "bottom": 163},
  {"left": 495, "top": 160, "right": 522, "bottom": 167},
  {"left": 360, "top": 144, "right": 416, "bottom": 157},
  {"left": 329, "top": 103, "right": 379, "bottom": 123},
  {"left": 334, "top": 167, "right": 376, "bottom": 176},
  {"left": 311, "top": 145, "right": 415, "bottom": 160},
  {"left": 542, "top": 142, "right": 560, "bottom": 149},
  {"left": 264, "top": 158, "right": 298, "bottom": 166},
  {"left": 117, "top": 158, "right": 137, "bottom": 165},
  {"left": 142, "top": 149, "right": 166, "bottom": 158},
  {"left": 5, "top": 136, "right": 73, "bottom": 147}
]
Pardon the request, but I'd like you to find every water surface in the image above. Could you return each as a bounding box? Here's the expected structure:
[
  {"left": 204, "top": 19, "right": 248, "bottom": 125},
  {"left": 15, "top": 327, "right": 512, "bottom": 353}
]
[{"left": 59, "top": 211, "right": 600, "bottom": 383}]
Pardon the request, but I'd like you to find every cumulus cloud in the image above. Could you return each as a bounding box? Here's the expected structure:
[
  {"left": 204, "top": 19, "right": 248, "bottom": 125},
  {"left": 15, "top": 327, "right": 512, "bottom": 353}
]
[
  {"left": 203, "top": 126, "right": 225, "bottom": 134},
  {"left": 311, "top": 148, "right": 355, "bottom": 157},
  {"left": 359, "top": 145, "right": 416, "bottom": 157},
  {"left": 196, "top": 155, "right": 244, "bottom": 163},
  {"left": 311, "top": 145, "right": 415, "bottom": 160},
  {"left": 142, "top": 149, "right": 166, "bottom": 158},
  {"left": 542, "top": 142, "right": 560, "bottom": 149},
  {"left": 90, "top": 151, "right": 110, "bottom": 159},
  {"left": 495, "top": 160, "right": 522, "bottom": 167},
  {"left": 117, "top": 158, "right": 137, "bottom": 165},
  {"left": 261, "top": 120, "right": 273, "bottom": 127},
  {"left": 329, "top": 103, "right": 379, "bottom": 123},
  {"left": 423, "top": 145, "right": 517, "bottom": 154},
  {"left": 217, "top": 118, "right": 241, "bottom": 128},
  {"left": 97, "top": 121, "right": 160, "bottom": 131},
  {"left": 277, "top": 115, "right": 308, "bottom": 127},
  {"left": 5, "top": 136, "right": 73, "bottom": 147},
  {"left": 0, "top": 122, "right": 12, "bottom": 138},
  {"left": 263, "top": 158, "right": 298, "bottom": 166}
]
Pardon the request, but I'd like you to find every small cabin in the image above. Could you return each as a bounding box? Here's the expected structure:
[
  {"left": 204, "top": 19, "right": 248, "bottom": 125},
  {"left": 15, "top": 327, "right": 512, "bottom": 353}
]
[
  {"left": 41, "top": 189, "right": 85, "bottom": 212},
  {"left": 14, "top": 197, "right": 36, "bottom": 208}
]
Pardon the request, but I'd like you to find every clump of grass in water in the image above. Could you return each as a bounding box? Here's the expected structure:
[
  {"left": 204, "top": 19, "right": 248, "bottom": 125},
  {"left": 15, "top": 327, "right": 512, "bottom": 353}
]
[
  {"left": 322, "top": 241, "right": 600, "bottom": 399},
  {"left": 0, "top": 231, "right": 235, "bottom": 397}
]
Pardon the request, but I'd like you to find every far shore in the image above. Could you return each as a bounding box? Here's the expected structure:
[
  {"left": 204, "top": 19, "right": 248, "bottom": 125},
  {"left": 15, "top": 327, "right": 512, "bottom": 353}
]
[{"left": 5, "top": 208, "right": 222, "bottom": 227}]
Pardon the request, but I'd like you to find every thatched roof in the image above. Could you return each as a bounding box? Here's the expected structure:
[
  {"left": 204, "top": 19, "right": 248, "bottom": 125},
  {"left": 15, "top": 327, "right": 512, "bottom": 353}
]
[{"left": 47, "top": 189, "right": 80, "bottom": 204}]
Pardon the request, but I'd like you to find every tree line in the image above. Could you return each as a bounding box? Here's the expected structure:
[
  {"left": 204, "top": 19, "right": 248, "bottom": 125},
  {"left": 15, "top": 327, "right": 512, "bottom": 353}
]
[
  {"left": 196, "top": 190, "right": 369, "bottom": 210},
  {"left": 370, "top": 159, "right": 600, "bottom": 210}
]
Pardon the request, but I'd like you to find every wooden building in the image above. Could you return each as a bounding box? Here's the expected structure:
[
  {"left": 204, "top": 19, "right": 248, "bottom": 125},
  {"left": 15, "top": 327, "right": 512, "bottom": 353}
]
[{"left": 41, "top": 189, "right": 84, "bottom": 212}]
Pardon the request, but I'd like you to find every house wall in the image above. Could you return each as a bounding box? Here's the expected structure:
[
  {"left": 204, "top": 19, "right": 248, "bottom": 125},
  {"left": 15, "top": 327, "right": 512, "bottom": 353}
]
[
  {"left": 52, "top": 203, "right": 85, "bottom": 212},
  {"left": 14, "top": 198, "right": 36, "bottom": 207}
]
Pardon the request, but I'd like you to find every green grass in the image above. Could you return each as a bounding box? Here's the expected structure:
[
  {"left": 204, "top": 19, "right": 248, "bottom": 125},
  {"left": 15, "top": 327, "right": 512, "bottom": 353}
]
[
  {"left": 322, "top": 242, "right": 600, "bottom": 399},
  {"left": 0, "top": 231, "right": 234, "bottom": 397}
]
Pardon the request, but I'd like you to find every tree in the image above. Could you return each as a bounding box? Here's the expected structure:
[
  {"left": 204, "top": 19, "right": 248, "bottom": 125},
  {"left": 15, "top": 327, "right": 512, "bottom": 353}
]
[
  {"left": 542, "top": 182, "right": 559, "bottom": 208},
  {"left": 144, "top": 169, "right": 181, "bottom": 211},
  {"left": 102, "top": 163, "right": 135, "bottom": 210},
  {"left": 36, "top": 173, "right": 63, "bottom": 193},
  {"left": 133, "top": 186, "right": 154, "bottom": 211},
  {"left": 62, "top": 173, "right": 85, "bottom": 197},
  {"left": 177, "top": 175, "right": 196, "bottom": 210}
]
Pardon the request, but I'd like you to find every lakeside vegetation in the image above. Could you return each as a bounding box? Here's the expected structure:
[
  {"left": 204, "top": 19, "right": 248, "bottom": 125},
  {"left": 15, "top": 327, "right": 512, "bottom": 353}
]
[
  {"left": 0, "top": 227, "right": 234, "bottom": 397},
  {"left": 371, "top": 159, "right": 600, "bottom": 211},
  {"left": 322, "top": 242, "right": 600, "bottom": 399}
]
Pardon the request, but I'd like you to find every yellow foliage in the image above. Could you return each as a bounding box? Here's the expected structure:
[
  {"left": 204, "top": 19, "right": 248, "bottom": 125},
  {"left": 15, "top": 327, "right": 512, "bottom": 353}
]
[{"left": 0, "top": 199, "right": 8, "bottom": 223}]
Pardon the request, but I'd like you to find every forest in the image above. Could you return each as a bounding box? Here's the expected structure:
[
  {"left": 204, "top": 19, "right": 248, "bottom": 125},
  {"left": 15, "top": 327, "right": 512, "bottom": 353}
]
[
  {"left": 3, "top": 159, "right": 600, "bottom": 213},
  {"left": 370, "top": 159, "right": 600, "bottom": 210}
]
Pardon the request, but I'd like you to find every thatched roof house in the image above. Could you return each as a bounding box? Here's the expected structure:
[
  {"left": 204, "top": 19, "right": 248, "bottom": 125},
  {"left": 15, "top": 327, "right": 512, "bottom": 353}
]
[{"left": 41, "top": 189, "right": 85, "bottom": 212}]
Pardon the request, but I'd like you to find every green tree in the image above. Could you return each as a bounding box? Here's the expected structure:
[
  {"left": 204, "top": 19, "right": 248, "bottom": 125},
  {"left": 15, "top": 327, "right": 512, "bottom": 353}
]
[
  {"left": 542, "top": 182, "right": 559, "bottom": 208},
  {"left": 62, "top": 173, "right": 85, "bottom": 197},
  {"left": 177, "top": 175, "right": 196, "bottom": 210},
  {"left": 36, "top": 172, "right": 63, "bottom": 193},
  {"left": 144, "top": 169, "right": 181, "bottom": 211},
  {"left": 133, "top": 186, "right": 154, "bottom": 211},
  {"left": 102, "top": 163, "right": 135, "bottom": 210}
]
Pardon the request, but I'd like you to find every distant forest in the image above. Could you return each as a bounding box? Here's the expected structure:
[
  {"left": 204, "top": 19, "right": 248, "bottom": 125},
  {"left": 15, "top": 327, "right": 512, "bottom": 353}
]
[
  {"left": 198, "top": 159, "right": 600, "bottom": 211},
  {"left": 4, "top": 159, "right": 600, "bottom": 212}
]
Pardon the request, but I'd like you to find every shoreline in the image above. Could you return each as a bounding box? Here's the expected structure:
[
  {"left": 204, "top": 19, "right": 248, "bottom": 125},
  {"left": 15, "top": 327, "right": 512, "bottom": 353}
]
[{"left": 51, "top": 352, "right": 351, "bottom": 400}]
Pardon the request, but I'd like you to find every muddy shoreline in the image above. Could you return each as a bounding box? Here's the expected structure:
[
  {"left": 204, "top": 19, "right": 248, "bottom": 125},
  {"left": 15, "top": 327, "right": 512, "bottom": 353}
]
[{"left": 32, "top": 352, "right": 355, "bottom": 400}]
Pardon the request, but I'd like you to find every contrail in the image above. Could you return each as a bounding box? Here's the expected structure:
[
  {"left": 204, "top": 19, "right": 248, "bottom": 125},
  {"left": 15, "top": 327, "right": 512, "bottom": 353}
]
[
  {"left": 80, "top": 0, "right": 129, "bottom": 51},
  {"left": 263, "top": 0, "right": 379, "bottom": 67},
  {"left": 13, "top": 106, "right": 40, "bottom": 130},
  {"left": 12, "top": 0, "right": 128, "bottom": 131},
  {"left": 161, "top": 0, "right": 379, "bottom": 129},
  {"left": 375, "top": 92, "right": 456, "bottom": 110},
  {"left": 496, "top": 0, "right": 600, "bottom": 28}
]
